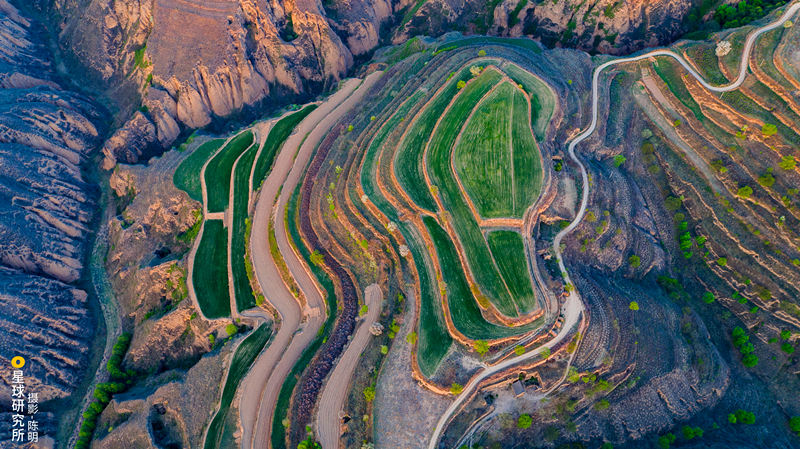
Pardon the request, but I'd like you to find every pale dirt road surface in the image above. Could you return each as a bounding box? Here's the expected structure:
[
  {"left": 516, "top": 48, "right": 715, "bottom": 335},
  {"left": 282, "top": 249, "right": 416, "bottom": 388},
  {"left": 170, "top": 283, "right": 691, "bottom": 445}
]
[
  {"left": 242, "top": 72, "right": 384, "bottom": 449},
  {"left": 239, "top": 79, "right": 359, "bottom": 449},
  {"left": 316, "top": 284, "right": 382, "bottom": 449},
  {"left": 427, "top": 3, "right": 800, "bottom": 448}
]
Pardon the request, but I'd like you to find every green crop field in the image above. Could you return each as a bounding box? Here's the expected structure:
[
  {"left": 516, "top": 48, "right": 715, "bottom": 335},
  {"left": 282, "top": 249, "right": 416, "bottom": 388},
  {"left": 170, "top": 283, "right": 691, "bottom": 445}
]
[
  {"left": 511, "top": 88, "right": 543, "bottom": 216},
  {"left": 395, "top": 65, "right": 474, "bottom": 212},
  {"left": 425, "top": 68, "right": 520, "bottom": 317},
  {"left": 653, "top": 59, "right": 705, "bottom": 121},
  {"left": 502, "top": 63, "right": 555, "bottom": 141},
  {"left": 487, "top": 230, "right": 537, "bottom": 314},
  {"left": 685, "top": 43, "right": 729, "bottom": 85},
  {"left": 423, "top": 217, "right": 536, "bottom": 339},
  {"left": 174, "top": 139, "right": 225, "bottom": 201},
  {"left": 402, "top": 220, "right": 452, "bottom": 375},
  {"left": 433, "top": 36, "right": 543, "bottom": 55},
  {"left": 204, "top": 323, "right": 272, "bottom": 449},
  {"left": 193, "top": 220, "right": 231, "bottom": 318},
  {"left": 252, "top": 105, "right": 318, "bottom": 191},
  {"left": 454, "top": 82, "right": 542, "bottom": 219},
  {"left": 205, "top": 131, "right": 254, "bottom": 213},
  {"left": 231, "top": 142, "right": 259, "bottom": 312},
  {"left": 359, "top": 92, "right": 452, "bottom": 375},
  {"left": 454, "top": 82, "right": 516, "bottom": 218}
]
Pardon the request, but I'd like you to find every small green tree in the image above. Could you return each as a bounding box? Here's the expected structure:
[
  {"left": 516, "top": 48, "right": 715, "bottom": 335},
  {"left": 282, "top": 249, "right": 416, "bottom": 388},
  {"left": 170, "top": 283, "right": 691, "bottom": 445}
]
[
  {"left": 789, "top": 416, "right": 800, "bottom": 434},
  {"left": 658, "top": 432, "right": 676, "bottom": 449},
  {"left": 613, "top": 154, "right": 627, "bottom": 167},
  {"left": 629, "top": 255, "right": 641, "bottom": 268},
  {"left": 762, "top": 123, "right": 778, "bottom": 138},
  {"left": 517, "top": 414, "right": 533, "bottom": 429},
  {"left": 702, "top": 291, "right": 715, "bottom": 304},
  {"left": 363, "top": 386, "right": 376, "bottom": 402},
  {"left": 779, "top": 155, "right": 796, "bottom": 171},
  {"left": 450, "top": 383, "right": 463, "bottom": 395},
  {"left": 737, "top": 185, "right": 753, "bottom": 198},
  {"left": 310, "top": 250, "right": 324, "bottom": 266},
  {"left": 478, "top": 49, "right": 487, "bottom": 57},
  {"left": 473, "top": 340, "right": 489, "bottom": 356},
  {"left": 514, "top": 345, "right": 526, "bottom": 356},
  {"left": 717, "top": 257, "right": 728, "bottom": 267},
  {"left": 225, "top": 324, "right": 238, "bottom": 335},
  {"left": 457, "top": 80, "right": 466, "bottom": 89},
  {"left": 540, "top": 347, "right": 551, "bottom": 359},
  {"left": 629, "top": 301, "right": 640, "bottom": 311}
]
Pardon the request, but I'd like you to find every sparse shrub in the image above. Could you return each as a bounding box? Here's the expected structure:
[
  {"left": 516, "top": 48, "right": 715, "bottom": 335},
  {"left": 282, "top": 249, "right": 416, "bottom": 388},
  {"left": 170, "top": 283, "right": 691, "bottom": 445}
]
[
  {"left": 733, "top": 409, "right": 755, "bottom": 424},
  {"left": 540, "top": 347, "right": 551, "bottom": 359},
  {"left": 779, "top": 155, "right": 796, "bottom": 170},
  {"left": 628, "top": 255, "right": 641, "bottom": 268},
  {"left": 629, "top": 301, "right": 640, "bottom": 311},
  {"left": 450, "top": 383, "right": 463, "bottom": 395},
  {"left": 781, "top": 342, "right": 795, "bottom": 354},
  {"left": 665, "top": 196, "right": 682, "bottom": 211},
  {"left": 761, "top": 123, "right": 778, "bottom": 138},
  {"left": 789, "top": 416, "right": 800, "bottom": 434},
  {"left": 363, "top": 386, "right": 376, "bottom": 402},
  {"left": 702, "top": 291, "right": 715, "bottom": 304},
  {"left": 681, "top": 425, "right": 703, "bottom": 440},
  {"left": 658, "top": 432, "right": 676, "bottom": 449},
  {"left": 758, "top": 172, "right": 775, "bottom": 188},
  {"left": 457, "top": 80, "right": 466, "bottom": 89},
  {"left": 473, "top": 340, "right": 489, "bottom": 356},
  {"left": 225, "top": 323, "right": 238, "bottom": 336},
  {"left": 737, "top": 185, "right": 753, "bottom": 198},
  {"left": 514, "top": 345, "right": 525, "bottom": 355},
  {"left": 613, "top": 154, "right": 626, "bottom": 167},
  {"left": 478, "top": 49, "right": 486, "bottom": 57},
  {"left": 716, "top": 257, "right": 727, "bottom": 267},
  {"left": 594, "top": 399, "right": 610, "bottom": 411},
  {"left": 517, "top": 413, "right": 533, "bottom": 428}
]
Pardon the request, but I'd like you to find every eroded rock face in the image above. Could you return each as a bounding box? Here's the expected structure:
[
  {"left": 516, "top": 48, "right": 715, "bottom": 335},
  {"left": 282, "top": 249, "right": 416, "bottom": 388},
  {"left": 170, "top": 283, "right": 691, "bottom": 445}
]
[
  {"left": 398, "top": 0, "right": 691, "bottom": 54},
  {"left": 51, "top": 0, "right": 395, "bottom": 166},
  {"left": 0, "top": 0, "right": 98, "bottom": 407}
]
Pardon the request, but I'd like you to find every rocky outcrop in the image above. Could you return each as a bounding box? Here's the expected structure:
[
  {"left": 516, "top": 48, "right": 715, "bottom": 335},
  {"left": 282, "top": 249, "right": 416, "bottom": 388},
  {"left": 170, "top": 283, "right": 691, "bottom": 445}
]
[
  {"left": 49, "top": 0, "right": 394, "bottom": 166},
  {"left": 0, "top": 0, "right": 98, "bottom": 408},
  {"left": 398, "top": 0, "right": 692, "bottom": 54}
]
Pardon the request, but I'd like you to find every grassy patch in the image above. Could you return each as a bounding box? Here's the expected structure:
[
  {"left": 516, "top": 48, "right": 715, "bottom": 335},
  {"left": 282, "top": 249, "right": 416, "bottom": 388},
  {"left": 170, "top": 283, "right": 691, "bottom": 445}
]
[
  {"left": 423, "top": 217, "right": 537, "bottom": 338},
  {"left": 511, "top": 87, "right": 543, "bottom": 217},
  {"left": 205, "top": 131, "right": 254, "bottom": 213},
  {"left": 395, "top": 65, "right": 474, "bottom": 211},
  {"left": 433, "top": 36, "right": 543, "bottom": 55},
  {"left": 426, "top": 68, "right": 518, "bottom": 316},
  {"left": 252, "top": 105, "right": 318, "bottom": 191},
  {"left": 685, "top": 43, "right": 729, "bottom": 85},
  {"left": 454, "top": 82, "right": 516, "bottom": 218},
  {"left": 358, "top": 92, "right": 452, "bottom": 375},
  {"left": 193, "top": 220, "right": 231, "bottom": 318},
  {"left": 487, "top": 230, "right": 536, "bottom": 314},
  {"left": 231, "top": 143, "right": 259, "bottom": 312},
  {"left": 174, "top": 139, "right": 225, "bottom": 201},
  {"left": 502, "top": 64, "right": 555, "bottom": 141},
  {"left": 203, "top": 323, "right": 273, "bottom": 449}
]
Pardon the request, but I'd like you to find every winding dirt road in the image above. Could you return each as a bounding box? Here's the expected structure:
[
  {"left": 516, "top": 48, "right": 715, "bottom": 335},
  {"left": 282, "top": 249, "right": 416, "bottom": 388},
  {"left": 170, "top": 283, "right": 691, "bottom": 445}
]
[
  {"left": 316, "top": 284, "right": 383, "bottom": 449},
  {"left": 241, "top": 72, "right": 383, "bottom": 449},
  {"left": 427, "top": 4, "right": 800, "bottom": 448}
]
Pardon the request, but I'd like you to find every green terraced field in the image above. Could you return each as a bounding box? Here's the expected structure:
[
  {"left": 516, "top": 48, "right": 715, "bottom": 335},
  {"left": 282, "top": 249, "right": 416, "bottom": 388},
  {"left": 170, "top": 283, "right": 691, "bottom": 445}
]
[
  {"left": 231, "top": 142, "right": 259, "bottom": 312},
  {"left": 174, "top": 139, "right": 225, "bottom": 201},
  {"left": 425, "top": 68, "right": 519, "bottom": 316},
  {"left": 487, "top": 230, "right": 537, "bottom": 314},
  {"left": 395, "top": 65, "right": 474, "bottom": 212},
  {"left": 423, "top": 217, "right": 536, "bottom": 339},
  {"left": 454, "top": 82, "right": 542, "bottom": 219},
  {"left": 511, "top": 87, "right": 543, "bottom": 216},
  {"left": 193, "top": 220, "right": 231, "bottom": 318},
  {"left": 205, "top": 131, "right": 254, "bottom": 213},
  {"left": 503, "top": 63, "right": 555, "bottom": 141},
  {"left": 252, "top": 105, "right": 318, "bottom": 191},
  {"left": 454, "top": 82, "right": 516, "bottom": 218},
  {"left": 359, "top": 92, "right": 453, "bottom": 375},
  {"left": 204, "top": 323, "right": 272, "bottom": 449}
]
